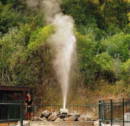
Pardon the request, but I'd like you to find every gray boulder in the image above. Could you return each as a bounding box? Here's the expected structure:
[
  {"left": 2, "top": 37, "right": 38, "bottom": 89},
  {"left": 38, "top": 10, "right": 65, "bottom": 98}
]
[
  {"left": 64, "top": 114, "right": 80, "bottom": 121},
  {"left": 41, "top": 110, "right": 51, "bottom": 118},
  {"left": 48, "top": 112, "right": 58, "bottom": 121}
]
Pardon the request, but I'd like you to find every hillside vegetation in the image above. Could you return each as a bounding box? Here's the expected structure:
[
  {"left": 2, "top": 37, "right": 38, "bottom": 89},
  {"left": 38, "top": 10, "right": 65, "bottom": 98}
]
[{"left": 0, "top": 0, "right": 130, "bottom": 104}]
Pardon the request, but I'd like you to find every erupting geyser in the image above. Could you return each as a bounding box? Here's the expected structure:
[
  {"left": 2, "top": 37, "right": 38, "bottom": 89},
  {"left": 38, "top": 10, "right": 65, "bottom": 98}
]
[
  {"left": 42, "top": 0, "right": 76, "bottom": 110},
  {"left": 51, "top": 14, "right": 76, "bottom": 110},
  {"left": 26, "top": 0, "right": 76, "bottom": 110}
]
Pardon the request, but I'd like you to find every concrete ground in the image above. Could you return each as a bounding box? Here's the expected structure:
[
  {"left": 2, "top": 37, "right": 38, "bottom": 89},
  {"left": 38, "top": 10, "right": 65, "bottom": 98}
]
[
  {"left": 29, "top": 121, "right": 94, "bottom": 126},
  {"left": 0, "top": 121, "right": 95, "bottom": 126}
]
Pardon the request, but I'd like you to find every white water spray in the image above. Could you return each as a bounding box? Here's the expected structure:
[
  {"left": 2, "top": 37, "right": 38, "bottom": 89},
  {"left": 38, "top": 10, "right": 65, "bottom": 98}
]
[
  {"left": 26, "top": 0, "right": 76, "bottom": 109},
  {"left": 50, "top": 14, "right": 76, "bottom": 109}
]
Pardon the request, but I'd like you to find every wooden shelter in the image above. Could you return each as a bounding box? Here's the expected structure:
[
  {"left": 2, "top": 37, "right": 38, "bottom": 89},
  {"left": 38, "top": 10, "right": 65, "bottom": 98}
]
[{"left": 0, "top": 86, "right": 31, "bottom": 101}]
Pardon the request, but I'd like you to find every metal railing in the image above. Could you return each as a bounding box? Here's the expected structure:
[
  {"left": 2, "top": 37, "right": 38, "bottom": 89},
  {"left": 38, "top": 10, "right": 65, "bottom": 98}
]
[
  {"left": 99, "top": 99, "right": 130, "bottom": 126},
  {"left": 0, "top": 102, "right": 98, "bottom": 125},
  {"left": 0, "top": 101, "right": 24, "bottom": 126}
]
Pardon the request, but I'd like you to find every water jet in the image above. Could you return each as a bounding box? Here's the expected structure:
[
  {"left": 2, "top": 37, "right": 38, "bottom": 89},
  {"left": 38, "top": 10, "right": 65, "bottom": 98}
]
[{"left": 34, "top": 0, "right": 76, "bottom": 110}]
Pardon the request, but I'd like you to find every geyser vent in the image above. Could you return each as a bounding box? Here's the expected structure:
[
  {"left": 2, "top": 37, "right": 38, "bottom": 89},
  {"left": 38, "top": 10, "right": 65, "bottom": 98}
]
[
  {"left": 60, "top": 108, "right": 68, "bottom": 114},
  {"left": 59, "top": 108, "right": 68, "bottom": 119}
]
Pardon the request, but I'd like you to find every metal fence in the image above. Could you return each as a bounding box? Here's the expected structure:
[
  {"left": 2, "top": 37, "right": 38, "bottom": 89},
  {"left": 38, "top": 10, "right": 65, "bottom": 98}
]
[
  {"left": 99, "top": 99, "right": 130, "bottom": 126},
  {"left": 0, "top": 102, "right": 98, "bottom": 125},
  {"left": 0, "top": 101, "right": 24, "bottom": 126}
]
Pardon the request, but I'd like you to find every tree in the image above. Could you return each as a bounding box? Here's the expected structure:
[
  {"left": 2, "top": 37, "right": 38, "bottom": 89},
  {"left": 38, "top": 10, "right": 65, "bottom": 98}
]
[
  {"left": 101, "top": 33, "right": 130, "bottom": 62},
  {"left": 121, "top": 59, "right": 130, "bottom": 82}
]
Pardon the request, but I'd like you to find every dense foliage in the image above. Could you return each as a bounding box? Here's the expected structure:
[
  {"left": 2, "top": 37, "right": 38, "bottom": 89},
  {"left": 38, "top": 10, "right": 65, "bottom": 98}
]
[{"left": 0, "top": 0, "right": 130, "bottom": 93}]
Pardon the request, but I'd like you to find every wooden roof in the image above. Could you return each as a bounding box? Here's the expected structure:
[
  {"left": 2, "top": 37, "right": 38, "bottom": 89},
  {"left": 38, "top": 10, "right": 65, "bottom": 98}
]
[{"left": 0, "top": 86, "right": 31, "bottom": 92}]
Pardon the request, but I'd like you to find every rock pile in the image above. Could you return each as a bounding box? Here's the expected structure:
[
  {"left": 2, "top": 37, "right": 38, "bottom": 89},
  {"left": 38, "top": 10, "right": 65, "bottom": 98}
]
[{"left": 34, "top": 110, "right": 95, "bottom": 122}]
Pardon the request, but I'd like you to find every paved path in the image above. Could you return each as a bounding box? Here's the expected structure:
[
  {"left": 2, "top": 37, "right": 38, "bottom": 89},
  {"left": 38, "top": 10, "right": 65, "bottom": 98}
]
[{"left": 30, "top": 121, "right": 94, "bottom": 126}]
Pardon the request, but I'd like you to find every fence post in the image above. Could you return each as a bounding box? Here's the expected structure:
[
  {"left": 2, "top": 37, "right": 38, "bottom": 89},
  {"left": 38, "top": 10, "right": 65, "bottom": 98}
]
[
  {"left": 20, "top": 101, "right": 23, "bottom": 126},
  {"left": 7, "top": 104, "right": 9, "bottom": 122},
  {"left": 123, "top": 98, "right": 125, "bottom": 126},
  {"left": 99, "top": 100, "right": 102, "bottom": 126},
  {"left": 102, "top": 100, "right": 105, "bottom": 121},
  {"left": 110, "top": 99, "right": 113, "bottom": 126}
]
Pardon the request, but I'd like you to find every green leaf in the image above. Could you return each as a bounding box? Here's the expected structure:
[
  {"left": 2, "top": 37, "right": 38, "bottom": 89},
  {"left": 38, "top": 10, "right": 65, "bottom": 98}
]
[{"left": 28, "top": 25, "right": 54, "bottom": 52}]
